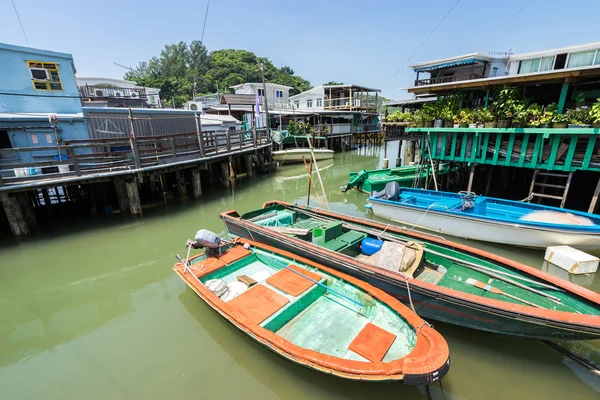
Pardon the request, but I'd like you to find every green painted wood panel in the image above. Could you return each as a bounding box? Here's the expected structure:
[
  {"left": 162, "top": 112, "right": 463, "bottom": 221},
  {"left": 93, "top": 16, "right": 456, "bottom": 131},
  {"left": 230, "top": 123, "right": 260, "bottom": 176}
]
[{"left": 504, "top": 134, "right": 516, "bottom": 166}]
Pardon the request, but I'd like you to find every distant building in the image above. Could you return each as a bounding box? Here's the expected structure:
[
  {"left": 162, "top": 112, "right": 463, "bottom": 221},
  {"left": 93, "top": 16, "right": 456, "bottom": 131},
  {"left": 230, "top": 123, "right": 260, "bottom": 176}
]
[
  {"left": 230, "top": 82, "right": 293, "bottom": 109},
  {"left": 0, "top": 42, "right": 89, "bottom": 170},
  {"left": 290, "top": 84, "right": 380, "bottom": 113},
  {"left": 77, "top": 77, "right": 161, "bottom": 108}
]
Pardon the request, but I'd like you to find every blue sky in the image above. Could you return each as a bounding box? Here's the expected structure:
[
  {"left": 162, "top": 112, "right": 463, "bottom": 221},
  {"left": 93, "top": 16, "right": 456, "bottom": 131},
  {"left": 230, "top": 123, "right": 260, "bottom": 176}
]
[{"left": 1, "top": 0, "right": 599, "bottom": 99}]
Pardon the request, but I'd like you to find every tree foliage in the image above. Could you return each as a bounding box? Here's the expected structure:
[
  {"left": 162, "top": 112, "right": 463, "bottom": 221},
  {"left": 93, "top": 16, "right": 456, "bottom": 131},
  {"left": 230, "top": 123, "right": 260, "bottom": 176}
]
[
  {"left": 323, "top": 81, "right": 344, "bottom": 85},
  {"left": 125, "top": 41, "right": 311, "bottom": 107}
]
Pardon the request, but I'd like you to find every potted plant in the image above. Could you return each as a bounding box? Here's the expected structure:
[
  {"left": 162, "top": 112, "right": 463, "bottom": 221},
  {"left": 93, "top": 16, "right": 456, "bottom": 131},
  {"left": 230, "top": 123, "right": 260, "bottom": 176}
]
[
  {"left": 478, "top": 108, "right": 496, "bottom": 128},
  {"left": 412, "top": 109, "right": 423, "bottom": 128},
  {"left": 512, "top": 103, "right": 529, "bottom": 128},
  {"left": 492, "top": 86, "right": 520, "bottom": 128},
  {"left": 567, "top": 106, "right": 591, "bottom": 128},
  {"left": 453, "top": 114, "right": 460, "bottom": 128},
  {"left": 590, "top": 98, "right": 600, "bottom": 128},
  {"left": 421, "top": 104, "right": 435, "bottom": 128},
  {"left": 458, "top": 109, "right": 473, "bottom": 128},
  {"left": 552, "top": 113, "right": 569, "bottom": 128},
  {"left": 527, "top": 103, "right": 543, "bottom": 128}
]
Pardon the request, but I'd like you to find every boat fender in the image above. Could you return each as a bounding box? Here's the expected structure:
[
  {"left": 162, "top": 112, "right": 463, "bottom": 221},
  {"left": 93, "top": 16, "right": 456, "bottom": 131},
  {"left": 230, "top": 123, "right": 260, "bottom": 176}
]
[
  {"left": 205, "top": 279, "right": 229, "bottom": 298},
  {"left": 361, "top": 238, "right": 384, "bottom": 256}
]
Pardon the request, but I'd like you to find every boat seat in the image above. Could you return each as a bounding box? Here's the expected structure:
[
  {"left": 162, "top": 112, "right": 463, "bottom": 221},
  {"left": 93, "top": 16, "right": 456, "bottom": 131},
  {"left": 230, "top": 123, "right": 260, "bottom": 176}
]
[
  {"left": 348, "top": 322, "right": 397, "bottom": 362},
  {"left": 218, "top": 246, "right": 252, "bottom": 265},
  {"left": 337, "top": 231, "right": 367, "bottom": 247},
  {"left": 188, "top": 257, "right": 226, "bottom": 278},
  {"left": 322, "top": 238, "right": 347, "bottom": 252},
  {"left": 228, "top": 284, "right": 290, "bottom": 325},
  {"left": 266, "top": 264, "right": 322, "bottom": 296}
]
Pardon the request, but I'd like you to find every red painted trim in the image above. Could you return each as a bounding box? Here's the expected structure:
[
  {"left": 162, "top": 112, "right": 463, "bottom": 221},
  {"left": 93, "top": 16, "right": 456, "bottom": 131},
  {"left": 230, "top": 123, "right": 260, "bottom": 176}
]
[{"left": 173, "top": 238, "right": 450, "bottom": 381}]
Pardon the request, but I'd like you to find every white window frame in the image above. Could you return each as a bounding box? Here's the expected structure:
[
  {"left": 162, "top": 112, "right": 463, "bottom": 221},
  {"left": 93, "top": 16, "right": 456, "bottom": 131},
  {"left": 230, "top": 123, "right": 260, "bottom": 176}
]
[
  {"left": 257, "top": 88, "right": 264, "bottom": 96},
  {"left": 565, "top": 48, "right": 600, "bottom": 69},
  {"left": 316, "top": 98, "right": 322, "bottom": 107},
  {"left": 307, "top": 99, "right": 313, "bottom": 108},
  {"left": 275, "top": 90, "right": 283, "bottom": 98},
  {"left": 29, "top": 68, "right": 50, "bottom": 81},
  {"left": 294, "top": 101, "right": 299, "bottom": 109}
]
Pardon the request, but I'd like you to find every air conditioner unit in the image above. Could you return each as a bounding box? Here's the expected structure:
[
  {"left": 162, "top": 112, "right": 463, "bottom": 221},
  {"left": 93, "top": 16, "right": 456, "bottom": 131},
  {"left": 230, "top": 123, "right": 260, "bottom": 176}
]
[
  {"left": 94, "top": 89, "right": 108, "bottom": 97},
  {"left": 114, "top": 91, "right": 124, "bottom": 97},
  {"left": 184, "top": 101, "right": 203, "bottom": 111}
]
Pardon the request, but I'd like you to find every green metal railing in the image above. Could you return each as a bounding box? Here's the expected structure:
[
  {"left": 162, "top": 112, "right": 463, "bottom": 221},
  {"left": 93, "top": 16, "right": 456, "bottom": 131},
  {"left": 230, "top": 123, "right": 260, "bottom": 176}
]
[{"left": 410, "top": 127, "right": 600, "bottom": 172}]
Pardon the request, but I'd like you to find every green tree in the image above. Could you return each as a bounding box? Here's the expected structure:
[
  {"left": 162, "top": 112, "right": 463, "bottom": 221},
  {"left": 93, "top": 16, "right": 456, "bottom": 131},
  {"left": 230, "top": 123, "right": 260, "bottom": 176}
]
[
  {"left": 323, "top": 81, "right": 344, "bottom": 85},
  {"left": 125, "top": 43, "right": 311, "bottom": 106}
]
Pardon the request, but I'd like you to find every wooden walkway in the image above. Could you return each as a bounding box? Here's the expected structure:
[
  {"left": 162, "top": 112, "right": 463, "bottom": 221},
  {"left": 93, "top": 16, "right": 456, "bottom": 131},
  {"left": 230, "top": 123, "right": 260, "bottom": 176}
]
[{"left": 0, "top": 129, "right": 270, "bottom": 192}]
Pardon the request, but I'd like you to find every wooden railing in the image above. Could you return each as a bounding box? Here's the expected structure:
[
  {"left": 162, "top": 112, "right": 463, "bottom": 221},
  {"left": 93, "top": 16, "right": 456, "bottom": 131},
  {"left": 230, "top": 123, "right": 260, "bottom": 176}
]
[
  {"left": 324, "top": 97, "right": 378, "bottom": 110},
  {"left": 410, "top": 127, "right": 600, "bottom": 172},
  {"left": 0, "top": 129, "right": 270, "bottom": 186},
  {"left": 414, "top": 73, "right": 484, "bottom": 87}
]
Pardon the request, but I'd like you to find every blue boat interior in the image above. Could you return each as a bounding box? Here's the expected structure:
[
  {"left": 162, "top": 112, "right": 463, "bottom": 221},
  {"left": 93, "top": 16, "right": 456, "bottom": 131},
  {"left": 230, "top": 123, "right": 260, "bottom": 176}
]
[{"left": 374, "top": 188, "right": 600, "bottom": 228}]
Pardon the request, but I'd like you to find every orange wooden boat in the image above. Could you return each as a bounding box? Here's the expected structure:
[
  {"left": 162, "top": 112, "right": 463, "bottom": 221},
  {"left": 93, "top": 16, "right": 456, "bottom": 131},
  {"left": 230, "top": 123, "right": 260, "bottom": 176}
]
[{"left": 174, "top": 237, "right": 450, "bottom": 384}]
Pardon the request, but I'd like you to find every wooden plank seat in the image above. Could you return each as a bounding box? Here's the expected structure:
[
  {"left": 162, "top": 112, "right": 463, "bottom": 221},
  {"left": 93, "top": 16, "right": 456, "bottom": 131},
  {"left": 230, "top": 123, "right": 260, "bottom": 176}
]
[
  {"left": 266, "top": 264, "right": 322, "bottom": 297},
  {"left": 228, "top": 284, "right": 290, "bottom": 325},
  {"left": 217, "top": 245, "right": 252, "bottom": 264},
  {"left": 348, "top": 322, "right": 397, "bottom": 362}
]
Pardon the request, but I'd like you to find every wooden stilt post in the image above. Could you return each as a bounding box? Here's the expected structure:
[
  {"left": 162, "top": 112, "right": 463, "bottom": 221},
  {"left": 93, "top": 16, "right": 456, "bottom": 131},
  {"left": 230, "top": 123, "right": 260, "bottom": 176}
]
[
  {"left": 114, "top": 180, "right": 130, "bottom": 213},
  {"left": 467, "top": 164, "right": 476, "bottom": 193},
  {"left": 191, "top": 168, "right": 202, "bottom": 199},
  {"left": 125, "top": 180, "right": 142, "bottom": 216},
  {"left": 175, "top": 170, "right": 187, "bottom": 198},
  {"left": 485, "top": 166, "right": 493, "bottom": 196},
  {"left": 588, "top": 175, "right": 600, "bottom": 213},
  {"left": 0, "top": 192, "right": 31, "bottom": 236}
]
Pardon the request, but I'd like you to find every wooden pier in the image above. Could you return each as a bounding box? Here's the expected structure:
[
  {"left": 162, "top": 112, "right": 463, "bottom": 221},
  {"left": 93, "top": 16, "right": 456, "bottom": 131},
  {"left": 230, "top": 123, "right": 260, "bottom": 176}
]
[{"left": 0, "top": 128, "right": 271, "bottom": 236}]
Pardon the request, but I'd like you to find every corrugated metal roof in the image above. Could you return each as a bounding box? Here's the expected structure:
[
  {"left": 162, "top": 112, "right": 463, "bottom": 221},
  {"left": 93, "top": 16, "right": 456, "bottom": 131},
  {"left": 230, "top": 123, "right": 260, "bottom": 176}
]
[{"left": 220, "top": 94, "right": 257, "bottom": 105}]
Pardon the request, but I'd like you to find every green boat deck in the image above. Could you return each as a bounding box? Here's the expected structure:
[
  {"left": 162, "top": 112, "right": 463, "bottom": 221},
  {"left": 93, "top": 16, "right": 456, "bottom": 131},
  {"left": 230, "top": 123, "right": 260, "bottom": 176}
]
[
  {"left": 194, "top": 247, "right": 417, "bottom": 362},
  {"left": 240, "top": 204, "right": 600, "bottom": 316}
]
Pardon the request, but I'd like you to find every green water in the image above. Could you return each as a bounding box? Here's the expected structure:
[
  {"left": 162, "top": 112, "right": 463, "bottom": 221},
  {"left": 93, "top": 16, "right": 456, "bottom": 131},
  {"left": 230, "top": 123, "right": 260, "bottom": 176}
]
[{"left": 1, "top": 143, "right": 599, "bottom": 399}]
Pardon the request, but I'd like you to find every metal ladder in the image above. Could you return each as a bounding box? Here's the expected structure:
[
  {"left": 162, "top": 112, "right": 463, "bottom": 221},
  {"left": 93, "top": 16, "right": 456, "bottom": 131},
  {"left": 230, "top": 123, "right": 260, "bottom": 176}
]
[{"left": 528, "top": 169, "right": 574, "bottom": 208}]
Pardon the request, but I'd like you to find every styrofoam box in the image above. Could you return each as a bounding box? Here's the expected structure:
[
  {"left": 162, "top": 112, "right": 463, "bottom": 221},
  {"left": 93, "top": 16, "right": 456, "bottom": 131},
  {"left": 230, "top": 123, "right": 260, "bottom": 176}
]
[{"left": 544, "top": 246, "right": 599, "bottom": 275}]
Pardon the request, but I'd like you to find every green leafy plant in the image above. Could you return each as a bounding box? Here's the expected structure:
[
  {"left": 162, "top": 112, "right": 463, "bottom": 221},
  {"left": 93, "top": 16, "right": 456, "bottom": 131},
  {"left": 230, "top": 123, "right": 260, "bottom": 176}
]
[
  {"left": 512, "top": 103, "right": 529, "bottom": 126},
  {"left": 287, "top": 120, "right": 313, "bottom": 135},
  {"left": 590, "top": 99, "right": 600, "bottom": 123},
  {"left": 421, "top": 103, "right": 436, "bottom": 122},
  {"left": 566, "top": 106, "right": 591, "bottom": 125},
  {"left": 552, "top": 113, "right": 569, "bottom": 123},
  {"left": 458, "top": 109, "right": 474, "bottom": 124},
  {"left": 473, "top": 108, "right": 494, "bottom": 124},
  {"left": 412, "top": 109, "right": 423, "bottom": 127},
  {"left": 491, "top": 86, "right": 523, "bottom": 120},
  {"left": 527, "top": 103, "right": 543, "bottom": 127}
]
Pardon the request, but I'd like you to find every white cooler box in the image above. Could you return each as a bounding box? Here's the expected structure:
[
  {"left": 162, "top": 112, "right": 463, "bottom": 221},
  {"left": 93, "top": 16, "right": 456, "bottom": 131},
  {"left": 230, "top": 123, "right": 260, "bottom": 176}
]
[{"left": 544, "top": 246, "right": 599, "bottom": 275}]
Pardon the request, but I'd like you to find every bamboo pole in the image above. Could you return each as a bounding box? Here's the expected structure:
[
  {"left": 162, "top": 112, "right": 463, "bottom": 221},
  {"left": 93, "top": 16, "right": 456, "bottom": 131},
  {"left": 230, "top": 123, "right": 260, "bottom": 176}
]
[
  {"left": 306, "top": 136, "right": 330, "bottom": 210},
  {"left": 302, "top": 156, "right": 323, "bottom": 208}
]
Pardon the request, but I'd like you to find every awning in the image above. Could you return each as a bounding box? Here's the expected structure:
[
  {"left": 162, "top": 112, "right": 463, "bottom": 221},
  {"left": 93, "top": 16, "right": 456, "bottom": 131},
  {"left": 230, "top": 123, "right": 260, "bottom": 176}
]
[{"left": 414, "top": 58, "right": 485, "bottom": 73}]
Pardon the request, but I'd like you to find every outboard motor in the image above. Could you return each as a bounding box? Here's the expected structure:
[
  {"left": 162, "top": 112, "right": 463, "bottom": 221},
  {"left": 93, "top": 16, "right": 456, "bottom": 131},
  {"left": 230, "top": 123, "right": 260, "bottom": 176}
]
[
  {"left": 373, "top": 181, "right": 401, "bottom": 201},
  {"left": 186, "top": 229, "right": 223, "bottom": 257},
  {"left": 341, "top": 169, "right": 368, "bottom": 192}
]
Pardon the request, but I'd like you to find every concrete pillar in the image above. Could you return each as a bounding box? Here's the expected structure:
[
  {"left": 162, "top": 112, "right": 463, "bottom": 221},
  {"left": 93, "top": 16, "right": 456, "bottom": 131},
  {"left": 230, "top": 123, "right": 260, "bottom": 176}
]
[
  {"left": 245, "top": 155, "right": 254, "bottom": 177},
  {"left": 191, "top": 168, "right": 202, "bottom": 199},
  {"left": 16, "top": 192, "right": 37, "bottom": 230},
  {"left": 125, "top": 180, "right": 143, "bottom": 216},
  {"left": 114, "top": 180, "right": 130, "bottom": 213},
  {"left": 175, "top": 170, "right": 187, "bottom": 198},
  {"left": 221, "top": 161, "right": 230, "bottom": 188},
  {"left": 0, "top": 192, "right": 31, "bottom": 237}
]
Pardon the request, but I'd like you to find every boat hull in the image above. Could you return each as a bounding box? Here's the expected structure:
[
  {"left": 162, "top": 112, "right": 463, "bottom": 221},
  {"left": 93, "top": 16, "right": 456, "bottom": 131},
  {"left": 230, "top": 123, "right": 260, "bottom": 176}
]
[
  {"left": 222, "top": 208, "right": 600, "bottom": 341},
  {"left": 175, "top": 239, "right": 450, "bottom": 383},
  {"left": 273, "top": 148, "right": 334, "bottom": 164},
  {"left": 369, "top": 200, "right": 600, "bottom": 250}
]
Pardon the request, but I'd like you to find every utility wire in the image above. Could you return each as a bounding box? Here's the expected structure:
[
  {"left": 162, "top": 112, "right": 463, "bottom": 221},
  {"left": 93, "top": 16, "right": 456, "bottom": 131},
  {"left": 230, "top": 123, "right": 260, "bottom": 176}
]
[
  {"left": 499, "top": 1, "right": 532, "bottom": 28},
  {"left": 390, "top": 0, "right": 462, "bottom": 79},
  {"left": 201, "top": 0, "right": 211, "bottom": 44},
  {"left": 12, "top": 0, "right": 30, "bottom": 47}
]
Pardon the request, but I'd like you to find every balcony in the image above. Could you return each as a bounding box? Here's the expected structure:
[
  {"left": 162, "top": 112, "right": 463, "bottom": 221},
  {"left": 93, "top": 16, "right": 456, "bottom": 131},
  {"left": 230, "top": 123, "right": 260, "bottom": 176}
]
[
  {"left": 79, "top": 85, "right": 147, "bottom": 100},
  {"left": 323, "top": 97, "right": 378, "bottom": 111},
  {"left": 415, "top": 73, "right": 485, "bottom": 87}
]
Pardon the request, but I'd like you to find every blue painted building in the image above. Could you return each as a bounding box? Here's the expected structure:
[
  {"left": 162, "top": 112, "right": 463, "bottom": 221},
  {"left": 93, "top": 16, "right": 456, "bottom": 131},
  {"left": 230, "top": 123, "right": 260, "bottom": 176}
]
[{"left": 0, "top": 42, "right": 89, "bottom": 174}]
